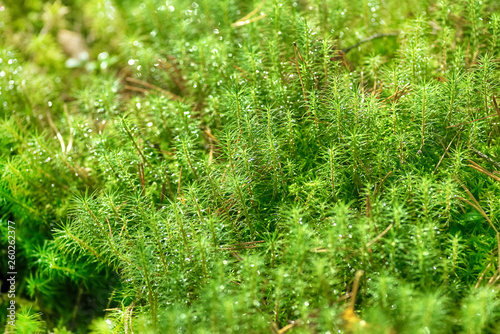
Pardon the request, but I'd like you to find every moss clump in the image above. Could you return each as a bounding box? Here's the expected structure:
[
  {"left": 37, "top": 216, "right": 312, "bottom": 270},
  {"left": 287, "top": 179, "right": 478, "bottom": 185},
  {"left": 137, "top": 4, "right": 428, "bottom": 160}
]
[{"left": 1, "top": 0, "right": 500, "bottom": 333}]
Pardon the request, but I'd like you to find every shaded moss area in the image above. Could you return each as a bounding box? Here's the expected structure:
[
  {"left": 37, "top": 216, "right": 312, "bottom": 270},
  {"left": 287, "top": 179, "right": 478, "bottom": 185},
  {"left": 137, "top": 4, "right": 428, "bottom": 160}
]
[{"left": 1, "top": 0, "right": 500, "bottom": 333}]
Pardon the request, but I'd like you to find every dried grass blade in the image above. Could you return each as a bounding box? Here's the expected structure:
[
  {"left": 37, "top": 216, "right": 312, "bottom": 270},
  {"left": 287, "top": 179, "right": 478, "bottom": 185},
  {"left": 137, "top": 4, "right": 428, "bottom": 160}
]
[
  {"left": 493, "top": 95, "right": 500, "bottom": 120},
  {"left": 433, "top": 132, "right": 459, "bottom": 174},
  {"left": 232, "top": 0, "right": 266, "bottom": 27},
  {"left": 475, "top": 263, "right": 491, "bottom": 288},
  {"left": 467, "top": 160, "right": 500, "bottom": 182},
  {"left": 126, "top": 77, "right": 182, "bottom": 101}
]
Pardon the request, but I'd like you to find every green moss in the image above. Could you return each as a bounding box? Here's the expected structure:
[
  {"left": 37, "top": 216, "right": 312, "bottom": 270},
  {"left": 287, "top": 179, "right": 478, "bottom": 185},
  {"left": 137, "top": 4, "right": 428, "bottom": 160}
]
[{"left": 1, "top": 0, "right": 500, "bottom": 333}]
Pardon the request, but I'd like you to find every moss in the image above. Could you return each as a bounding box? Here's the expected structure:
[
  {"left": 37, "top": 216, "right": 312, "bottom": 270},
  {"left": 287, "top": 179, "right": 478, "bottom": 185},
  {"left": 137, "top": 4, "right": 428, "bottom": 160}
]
[{"left": 1, "top": 0, "right": 500, "bottom": 333}]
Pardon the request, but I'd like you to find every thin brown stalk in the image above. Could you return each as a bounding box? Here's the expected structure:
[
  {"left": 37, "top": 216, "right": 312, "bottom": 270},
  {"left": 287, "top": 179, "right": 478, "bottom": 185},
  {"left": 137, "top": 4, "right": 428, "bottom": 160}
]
[
  {"left": 381, "top": 84, "right": 410, "bottom": 103},
  {"left": 276, "top": 322, "right": 299, "bottom": 334},
  {"left": 125, "top": 85, "right": 150, "bottom": 94},
  {"left": 310, "top": 247, "right": 328, "bottom": 253},
  {"left": 122, "top": 120, "right": 153, "bottom": 169},
  {"left": 138, "top": 163, "right": 146, "bottom": 196},
  {"left": 63, "top": 104, "right": 73, "bottom": 153},
  {"left": 231, "top": 0, "right": 267, "bottom": 27},
  {"left": 125, "top": 302, "right": 135, "bottom": 334},
  {"left": 118, "top": 160, "right": 136, "bottom": 192},
  {"left": 493, "top": 95, "right": 500, "bottom": 119},
  {"left": 366, "top": 196, "right": 372, "bottom": 218},
  {"left": 293, "top": 42, "right": 308, "bottom": 104},
  {"left": 233, "top": 65, "right": 250, "bottom": 81},
  {"left": 119, "top": 218, "right": 129, "bottom": 238},
  {"left": 374, "top": 171, "right": 393, "bottom": 195},
  {"left": 46, "top": 112, "right": 66, "bottom": 153},
  {"left": 161, "top": 167, "right": 173, "bottom": 202},
  {"left": 105, "top": 217, "right": 113, "bottom": 239},
  {"left": 294, "top": 44, "right": 319, "bottom": 89},
  {"left": 349, "top": 270, "right": 364, "bottom": 310},
  {"left": 126, "top": 77, "right": 182, "bottom": 101},
  {"left": 498, "top": 232, "right": 500, "bottom": 273},
  {"left": 453, "top": 176, "right": 493, "bottom": 225},
  {"left": 433, "top": 131, "right": 460, "bottom": 174},
  {"left": 468, "top": 160, "right": 500, "bottom": 182},
  {"left": 342, "top": 32, "right": 400, "bottom": 54},
  {"left": 456, "top": 196, "right": 491, "bottom": 224},
  {"left": 157, "top": 58, "right": 186, "bottom": 94},
  {"left": 471, "top": 148, "right": 500, "bottom": 169},
  {"left": 222, "top": 240, "right": 264, "bottom": 247},
  {"left": 177, "top": 166, "right": 183, "bottom": 200},
  {"left": 219, "top": 245, "right": 262, "bottom": 251},
  {"left": 232, "top": 14, "right": 266, "bottom": 27},
  {"left": 366, "top": 223, "right": 394, "bottom": 248},
  {"left": 337, "top": 292, "right": 352, "bottom": 302},
  {"left": 487, "top": 267, "right": 500, "bottom": 286},
  {"left": 204, "top": 129, "right": 219, "bottom": 142},
  {"left": 361, "top": 71, "right": 365, "bottom": 95},
  {"left": 159, "top": 182, "right": 165, "bottom": 204},
  {"left": 230, "top": 252, "right": 243, "bottom": 261},
  {"left": 345, "top": 223, "right": 394, "bottom": 261},
  {"left": 475, "top": 263, "right": 492, "bottom": 288},
  {"left": 373, "top": 82, "right": 384, "bottom": 97},
  {"left": 233, "top": 65, "right": 247, "bottom": 74},
  {"left": 181, "top": 140, "right": 199, "bottom": 180},
  {"left": 455, "top": 182, "right": 500, "bottom": 270},
  {"left": 447, "top": 113, "right": 498, "bottom": 128}
]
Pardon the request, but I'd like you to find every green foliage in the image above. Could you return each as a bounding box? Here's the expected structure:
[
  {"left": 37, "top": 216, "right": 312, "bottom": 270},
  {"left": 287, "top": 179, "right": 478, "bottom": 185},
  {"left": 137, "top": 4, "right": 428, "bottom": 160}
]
[{"left": 1, "top": 0, "right": 500, "bottom": 333}]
